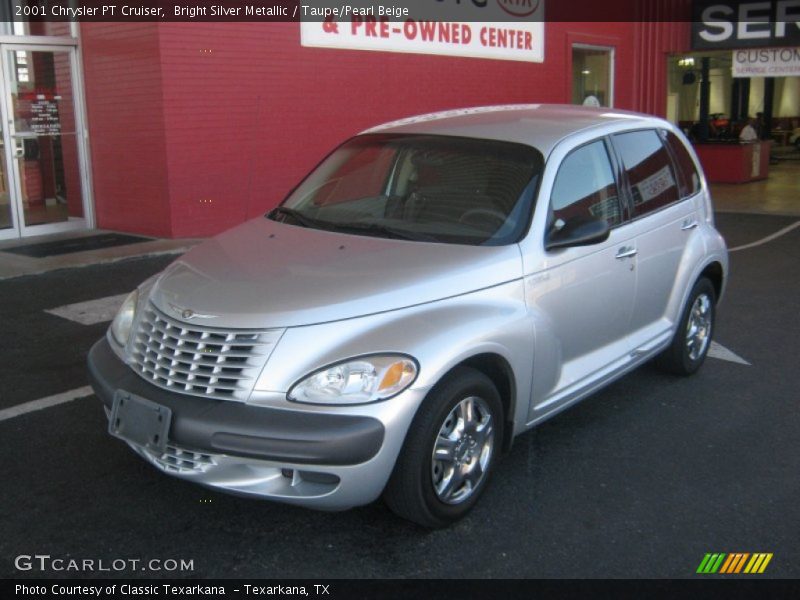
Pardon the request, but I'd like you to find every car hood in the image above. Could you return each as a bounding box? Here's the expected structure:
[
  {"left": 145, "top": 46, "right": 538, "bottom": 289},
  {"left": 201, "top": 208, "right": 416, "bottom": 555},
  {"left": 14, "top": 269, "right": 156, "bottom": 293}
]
[{"left": 150, "top": 217, "right": 523, "bottom": 328}]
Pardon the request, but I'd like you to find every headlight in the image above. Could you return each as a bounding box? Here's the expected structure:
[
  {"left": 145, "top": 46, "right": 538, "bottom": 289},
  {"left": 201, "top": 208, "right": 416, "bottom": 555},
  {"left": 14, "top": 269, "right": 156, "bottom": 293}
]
[
  {"left": 110, "top": 290, "right": 138, "bottom": 346},
  {"left": 288, "top": 355, "right": 418, "bottom": 405}
]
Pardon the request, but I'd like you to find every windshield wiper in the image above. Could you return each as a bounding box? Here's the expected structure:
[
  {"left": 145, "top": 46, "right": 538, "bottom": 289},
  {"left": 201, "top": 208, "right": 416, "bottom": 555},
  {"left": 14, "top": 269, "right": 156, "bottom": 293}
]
[
  {"left": 329, "top": 221, "right": 439, "bottom": 242},
  {"left": 269, "top": 209, "right": 437, "bottom": 242},
  {"left": 268, "top": 206, "right": 322, "bottom": 229}
]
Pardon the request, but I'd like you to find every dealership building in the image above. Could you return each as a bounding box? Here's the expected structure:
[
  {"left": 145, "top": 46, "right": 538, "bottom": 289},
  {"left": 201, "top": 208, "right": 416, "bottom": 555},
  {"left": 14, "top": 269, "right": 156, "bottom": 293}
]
[{"left": 0, "top": 0, "right": 798, "bottom": 241}]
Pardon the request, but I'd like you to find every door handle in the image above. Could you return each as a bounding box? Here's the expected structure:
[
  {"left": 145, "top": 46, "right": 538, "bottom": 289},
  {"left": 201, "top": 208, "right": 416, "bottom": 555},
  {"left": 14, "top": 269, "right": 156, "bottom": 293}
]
[
  {"left": 681, "top": 218, "right": 699, "bottom": 231},
  {"left": 615, "top": 246, "right": 637, "bottom": 259}
]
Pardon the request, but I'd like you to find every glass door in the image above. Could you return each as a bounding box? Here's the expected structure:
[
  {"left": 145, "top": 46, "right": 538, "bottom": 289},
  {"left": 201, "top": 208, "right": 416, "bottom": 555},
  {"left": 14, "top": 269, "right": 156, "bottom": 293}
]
[
  {"left": 0, "top": 97, "right": 17, "bottom": 237},
  {"left": 0, "top": 44, "right": 90, "bottom": 239},
  {"left": 572, "top": 44, "right": 614, "bottom": 108}
]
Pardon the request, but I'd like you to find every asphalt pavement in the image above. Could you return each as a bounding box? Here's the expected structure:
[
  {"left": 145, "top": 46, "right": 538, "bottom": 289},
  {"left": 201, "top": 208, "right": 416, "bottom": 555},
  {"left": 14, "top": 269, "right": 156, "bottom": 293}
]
[{"left": 1, "top": 212, "right": 798, "bottom": 579}]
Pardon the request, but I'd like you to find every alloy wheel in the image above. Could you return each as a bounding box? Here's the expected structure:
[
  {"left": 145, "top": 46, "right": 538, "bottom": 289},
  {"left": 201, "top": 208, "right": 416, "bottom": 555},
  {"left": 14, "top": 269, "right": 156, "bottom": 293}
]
[
  {"left": 686, "top": 293, "right": 712, "bottom": 361},
  {"left": 431, "top": 395, "right": 495, "bottom": 505}
]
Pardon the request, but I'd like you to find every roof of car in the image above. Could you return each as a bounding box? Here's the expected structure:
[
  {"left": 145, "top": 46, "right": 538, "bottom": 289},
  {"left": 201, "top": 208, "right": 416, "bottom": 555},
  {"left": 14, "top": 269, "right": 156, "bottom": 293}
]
[{"left": 362, "top": 104, "right": 665, "bottom": 155}]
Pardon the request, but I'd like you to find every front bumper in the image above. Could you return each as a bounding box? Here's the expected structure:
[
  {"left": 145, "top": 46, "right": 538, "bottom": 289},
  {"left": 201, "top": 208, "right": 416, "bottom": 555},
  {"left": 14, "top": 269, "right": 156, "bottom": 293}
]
[{"left": 87, "top": 338, "right": 424, "bottom": 510}]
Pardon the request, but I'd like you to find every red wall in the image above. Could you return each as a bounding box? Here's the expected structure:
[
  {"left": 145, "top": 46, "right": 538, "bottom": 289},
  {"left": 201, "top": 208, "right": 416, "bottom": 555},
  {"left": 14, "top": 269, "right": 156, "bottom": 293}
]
[
  {"left": 80, "top": 24, "right": 173, "bottom": 237},
  {"left": 82, "top": 19, "right": 692, "bottom": 239}
]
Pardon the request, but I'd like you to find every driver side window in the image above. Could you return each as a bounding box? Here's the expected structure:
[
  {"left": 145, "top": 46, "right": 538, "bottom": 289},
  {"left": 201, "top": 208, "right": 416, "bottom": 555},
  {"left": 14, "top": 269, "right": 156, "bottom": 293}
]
[{"left": 551, "top": 140, "right": 621, "bottom": 227}]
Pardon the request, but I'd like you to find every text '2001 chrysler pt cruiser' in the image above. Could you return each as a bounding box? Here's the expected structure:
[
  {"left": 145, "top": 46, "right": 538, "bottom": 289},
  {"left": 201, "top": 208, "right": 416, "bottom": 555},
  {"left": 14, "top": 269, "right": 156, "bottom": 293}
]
[{"left": 88, "top": 105, "right": 728, "bottom": 527}]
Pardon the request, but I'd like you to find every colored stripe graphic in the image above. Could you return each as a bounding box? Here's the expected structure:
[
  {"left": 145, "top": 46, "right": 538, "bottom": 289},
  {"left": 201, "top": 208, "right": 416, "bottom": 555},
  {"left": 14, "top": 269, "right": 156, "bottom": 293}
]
[
  {"left": 719, "top": 554, "right": 735, "bottom": 573},
  {"left": 720, "top": 553, "right": 750, "bottom": 573},
  {"left": 734, "top": 553, "right": 750, "bottom": 573},
  {"left": 698, "top": 552, "right": 773, "bottom": 574},
  {"left": 744, "top": 553, "right": 774, "bottom": 574},
  {"left": 697, "top": 553, "right": 726, "bottom": 573},
  {"left": 696, "top": 554, "right": 713, "bottom": 573}
]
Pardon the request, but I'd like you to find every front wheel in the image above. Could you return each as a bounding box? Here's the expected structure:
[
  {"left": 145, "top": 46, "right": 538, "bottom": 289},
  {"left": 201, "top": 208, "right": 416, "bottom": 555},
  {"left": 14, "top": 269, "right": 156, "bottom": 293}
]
[
  {"left": 383, "top": 367, "right": 503, "bottom": 528},
  {"left": 656, "top": 277, "right": 716, "bottom": 375}
]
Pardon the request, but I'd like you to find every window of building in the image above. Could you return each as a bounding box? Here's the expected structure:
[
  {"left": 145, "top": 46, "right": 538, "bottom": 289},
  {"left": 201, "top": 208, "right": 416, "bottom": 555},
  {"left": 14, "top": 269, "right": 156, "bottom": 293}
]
[{"left": 0, "top": 2, "right": 75, "bottom": 37}]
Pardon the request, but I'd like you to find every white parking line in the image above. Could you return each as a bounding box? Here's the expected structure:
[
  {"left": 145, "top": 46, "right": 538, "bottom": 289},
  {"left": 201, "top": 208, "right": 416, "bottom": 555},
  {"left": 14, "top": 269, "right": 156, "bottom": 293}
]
[
  {"left": 708, "top": 341, "right": 750, "bottom": 365},
  {"left": 729, "top": 220, "right": 800, "bottom": 252},
  {"left": 0, "top": 386, "right": 94, "bottom": 423},
  {"left": 45, "top": 293, "right": 127, "bottom": 325}
]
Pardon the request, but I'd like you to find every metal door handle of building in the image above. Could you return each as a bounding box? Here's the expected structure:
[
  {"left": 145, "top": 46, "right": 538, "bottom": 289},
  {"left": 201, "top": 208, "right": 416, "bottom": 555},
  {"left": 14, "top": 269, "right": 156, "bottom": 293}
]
[
  {"left": 13, "top": 142, "right": 24, "bottom": 158},
  {"left": 615, "top": 246, "right": 638, "bottom": 259}
]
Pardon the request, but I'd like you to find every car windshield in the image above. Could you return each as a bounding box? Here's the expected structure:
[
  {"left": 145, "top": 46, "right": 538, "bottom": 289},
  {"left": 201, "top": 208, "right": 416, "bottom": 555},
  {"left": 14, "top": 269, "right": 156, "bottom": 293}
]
[{"left": 269, "top": 134, "right": 544, "bottom": 246}]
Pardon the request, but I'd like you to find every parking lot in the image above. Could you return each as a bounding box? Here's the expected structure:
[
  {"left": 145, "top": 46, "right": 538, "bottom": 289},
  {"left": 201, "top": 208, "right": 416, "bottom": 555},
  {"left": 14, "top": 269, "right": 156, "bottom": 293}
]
[{"left": 1, "top": 211, "right": 798, "bottom": 579}]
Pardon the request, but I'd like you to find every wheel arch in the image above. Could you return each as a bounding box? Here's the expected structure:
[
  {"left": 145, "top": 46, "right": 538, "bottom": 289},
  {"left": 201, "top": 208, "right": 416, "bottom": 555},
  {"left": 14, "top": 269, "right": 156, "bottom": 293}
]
[
  {"left": 444, "top": 353, "right": 517, "bottom": 454},
  {"left": 699, "top": 260, "right": 724, "bottom": 301}
]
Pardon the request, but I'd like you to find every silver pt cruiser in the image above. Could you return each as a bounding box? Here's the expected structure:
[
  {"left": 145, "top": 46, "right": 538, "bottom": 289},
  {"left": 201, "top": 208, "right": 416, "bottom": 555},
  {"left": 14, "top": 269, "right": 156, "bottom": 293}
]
[{"left": 88, "top": 105, "right": 729, "bottom": 527}]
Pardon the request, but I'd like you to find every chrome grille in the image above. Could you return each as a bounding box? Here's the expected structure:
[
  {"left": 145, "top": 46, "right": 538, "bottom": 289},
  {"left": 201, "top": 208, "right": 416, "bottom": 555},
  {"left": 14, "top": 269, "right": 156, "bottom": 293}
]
[
  {"left": 131, "top": 303, "right": 280, "bottom": 401},
  {"left": 147, "top": 444, "right": 216, "bottom": 474}
]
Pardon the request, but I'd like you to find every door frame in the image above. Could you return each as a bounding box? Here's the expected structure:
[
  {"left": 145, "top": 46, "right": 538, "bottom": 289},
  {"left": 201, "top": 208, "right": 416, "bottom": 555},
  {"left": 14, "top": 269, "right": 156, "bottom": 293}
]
[{"left": 0, "top": 42, "right": 93, "bottom": 240}]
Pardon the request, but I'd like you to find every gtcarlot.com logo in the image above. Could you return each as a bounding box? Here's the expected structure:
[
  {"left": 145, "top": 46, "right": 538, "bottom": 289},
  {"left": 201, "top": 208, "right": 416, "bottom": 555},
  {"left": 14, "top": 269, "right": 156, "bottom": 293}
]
[
  {"left": 14, "top": 554, "right": 194, "bottom": 573},
  {"left": 696, "top": 552, "right": 773, "bottom": 574}
]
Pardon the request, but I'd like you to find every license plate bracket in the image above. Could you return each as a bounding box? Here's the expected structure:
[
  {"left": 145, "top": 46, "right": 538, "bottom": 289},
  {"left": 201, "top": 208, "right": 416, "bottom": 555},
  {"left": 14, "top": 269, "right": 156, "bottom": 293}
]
[{"left": 109, "top": 390, "right": 172, "bottom": 455}]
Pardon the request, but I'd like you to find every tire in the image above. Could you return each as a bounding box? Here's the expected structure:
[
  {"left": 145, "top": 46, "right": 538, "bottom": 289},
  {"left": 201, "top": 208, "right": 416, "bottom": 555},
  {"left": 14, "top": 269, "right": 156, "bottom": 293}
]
[
  {"left": 384, "top": 366, "right": 504, "bottom": 528},
  {"left": 656, "top": 277, "right": 716, "bottom": 376}
]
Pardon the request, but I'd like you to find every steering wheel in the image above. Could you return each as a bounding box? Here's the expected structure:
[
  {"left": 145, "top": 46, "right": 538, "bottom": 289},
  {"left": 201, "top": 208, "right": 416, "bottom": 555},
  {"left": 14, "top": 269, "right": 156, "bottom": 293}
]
[{"left": 458, "top": 208, "right": 507, "bottom": 228}]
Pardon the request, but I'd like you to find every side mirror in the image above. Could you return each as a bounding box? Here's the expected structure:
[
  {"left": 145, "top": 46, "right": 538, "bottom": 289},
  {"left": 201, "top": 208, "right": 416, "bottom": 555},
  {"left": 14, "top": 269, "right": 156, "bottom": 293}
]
[{"left": 545, "top": 215, "right": 610, "bottom": 250}]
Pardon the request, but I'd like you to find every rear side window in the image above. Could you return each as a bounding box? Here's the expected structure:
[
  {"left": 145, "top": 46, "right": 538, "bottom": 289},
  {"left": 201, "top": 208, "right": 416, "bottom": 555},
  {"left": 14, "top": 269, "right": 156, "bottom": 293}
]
[
  {"left": 613, "top": 130, "right": 680, "bottom": 217},
  {"left": 662, "top": 130, "right": 701, "bottom": 198},
  {"left": 550, "top": 140, "right": 621, "bottom": 227}
]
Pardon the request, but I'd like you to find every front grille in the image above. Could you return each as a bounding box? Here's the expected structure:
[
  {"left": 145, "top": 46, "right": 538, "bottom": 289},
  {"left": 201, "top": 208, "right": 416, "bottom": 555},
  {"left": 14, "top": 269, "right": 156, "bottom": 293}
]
[
  {"left": 130, "top": 303, "right": 280, "bottom": 401},
  {"left": 147, "top": 444, "right": 216, "bottom": 474}
]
